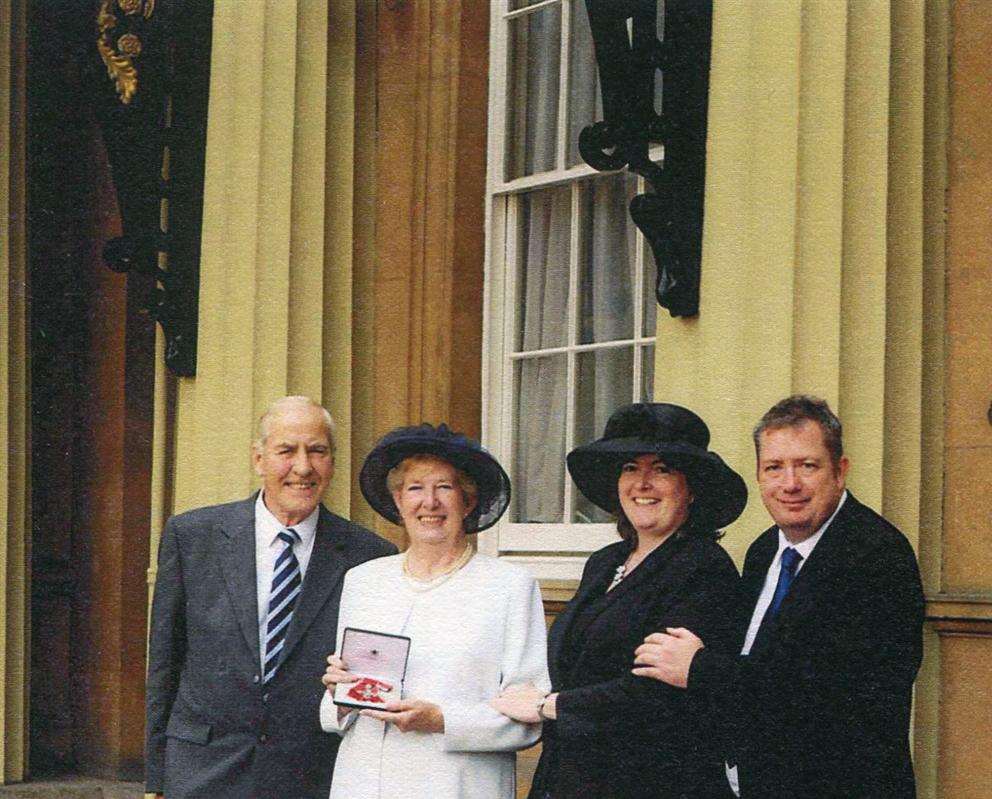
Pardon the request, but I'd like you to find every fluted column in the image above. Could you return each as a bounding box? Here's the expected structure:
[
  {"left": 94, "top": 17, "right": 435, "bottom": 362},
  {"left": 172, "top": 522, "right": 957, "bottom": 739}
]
[
  {"left": 655, "top": 0, "right": 937, "bottom": 563},
  {"left": 349, "top": 1, "right": 489, "bottom": 544},
  {"left": 0, "top": 0, "right": 28, "bottom": 784},
  {"left": 157, "top": 0, "right": 355, "bottom": 520},
  {"left": 652, "top": 2, "right": 948, "bottom": 794}
]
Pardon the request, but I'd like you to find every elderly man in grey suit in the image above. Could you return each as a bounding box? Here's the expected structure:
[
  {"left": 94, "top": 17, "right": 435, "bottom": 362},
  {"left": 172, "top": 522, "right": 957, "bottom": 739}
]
[{"left": 145, "top": 396, "right": 397, "bottom": 799}]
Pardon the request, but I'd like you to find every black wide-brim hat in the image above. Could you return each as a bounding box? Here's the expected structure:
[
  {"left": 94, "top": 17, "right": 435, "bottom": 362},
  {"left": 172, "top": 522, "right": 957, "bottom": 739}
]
[
  {"left": 359, "top": 423, "right": 511, "bottom": 533},
  {"left": 566, "top": 403, "right": 747, "bottom": 531}
]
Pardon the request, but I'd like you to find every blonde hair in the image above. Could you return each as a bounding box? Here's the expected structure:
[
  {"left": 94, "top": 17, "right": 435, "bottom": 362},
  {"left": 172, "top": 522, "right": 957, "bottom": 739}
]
[{"left": 386, "top": 454, "right": 478, "bottom": 507}]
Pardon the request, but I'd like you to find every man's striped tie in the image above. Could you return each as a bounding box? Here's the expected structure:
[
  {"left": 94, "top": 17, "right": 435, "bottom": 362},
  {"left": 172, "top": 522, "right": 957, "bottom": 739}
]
[{"left": 264, "top": 528, "right": 302, "bottom": 683}]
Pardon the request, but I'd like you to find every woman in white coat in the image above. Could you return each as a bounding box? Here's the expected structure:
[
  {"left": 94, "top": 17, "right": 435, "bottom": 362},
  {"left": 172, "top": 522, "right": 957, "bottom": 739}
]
[{"left": 320, "top": 423, "right": 550, "bottom": 799}]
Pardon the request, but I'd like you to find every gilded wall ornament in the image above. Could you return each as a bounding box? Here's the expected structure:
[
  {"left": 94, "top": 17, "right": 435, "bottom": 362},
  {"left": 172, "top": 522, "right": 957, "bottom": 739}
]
[
  {"left": 89, "top": 0, "right": 212, "bottom": 375},
  {"left": 96, "top": 0, "right": 154, "bottom": 105},
  {"left": 117, "top": 34, "right": 142, "bottom": 57}
]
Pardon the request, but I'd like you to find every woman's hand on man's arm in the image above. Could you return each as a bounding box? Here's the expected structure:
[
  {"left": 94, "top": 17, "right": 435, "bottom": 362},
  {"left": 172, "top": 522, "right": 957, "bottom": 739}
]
[{"left": 490, "top": 683, "right": 557, "bottom": 723}]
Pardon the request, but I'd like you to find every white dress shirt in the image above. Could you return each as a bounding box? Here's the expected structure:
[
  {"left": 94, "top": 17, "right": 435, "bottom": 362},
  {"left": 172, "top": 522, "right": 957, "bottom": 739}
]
[
  {"left": 727, "top": 490, "right": 848, "bottom": 796},
  {"left": 254, "top": 492, "right": 319, "bottom": 670}
]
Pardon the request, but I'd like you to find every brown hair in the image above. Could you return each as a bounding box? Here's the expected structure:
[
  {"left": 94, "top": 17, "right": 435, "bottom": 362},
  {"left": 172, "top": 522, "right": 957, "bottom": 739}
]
[
  {"left": 613, "top": 468, "right": 722, "bottom": 545},
  {"left": 752, "top": 394, "right": 843, "bottom": 469}
]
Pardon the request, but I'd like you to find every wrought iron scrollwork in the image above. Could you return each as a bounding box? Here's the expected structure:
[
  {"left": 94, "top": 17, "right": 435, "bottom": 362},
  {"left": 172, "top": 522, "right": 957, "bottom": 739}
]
[
  {"left": 90, "top": 0, "right": 213, "bottom": 375},
  {"left": 580, "top": 0, "right": 712, "bottom": 317}
]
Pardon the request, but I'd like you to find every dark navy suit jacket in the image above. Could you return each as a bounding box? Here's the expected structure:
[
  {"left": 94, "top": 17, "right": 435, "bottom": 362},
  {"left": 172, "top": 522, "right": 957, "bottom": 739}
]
[{"left": 689, "top": 494, "right": 925, "bottom": 798}]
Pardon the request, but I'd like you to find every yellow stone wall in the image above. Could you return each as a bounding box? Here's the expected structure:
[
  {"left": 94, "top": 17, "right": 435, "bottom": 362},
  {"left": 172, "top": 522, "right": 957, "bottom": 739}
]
[
  {"left": 0, "top": 0, "right": 28, "bottom": 784},
  {"left": 2, "top": 0, "right": 986, "bottom": 794},
  {"left": 650, "top": 2, "right": 955, "bottom": 796},
  {"left": 654, "top": 0, "right": 942, "bottom": 561},
  {"left": 150, "top": 0, "right": 359, "bottom": 560}
]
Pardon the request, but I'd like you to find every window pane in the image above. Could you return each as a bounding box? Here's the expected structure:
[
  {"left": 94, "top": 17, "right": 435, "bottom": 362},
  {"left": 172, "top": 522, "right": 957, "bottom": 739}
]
[
  {"left": 506, "top": 6, "right": 561, "bottom": 179},
  {"left": 578, "top": 174, "right": 638, "bottom": 344},
  {"left": 572, "top": 347, "right": 634, "bottom": 522},
  {"left": 513, "top": 355, "right": 568, "bottom": 523},
  {"left": 640, "top": 344, "right": 655, "bottom": 402},
  {"left": 566, "top": 2, "right": 600, "bottom": 168},
  {"left": 516, "top": 186, "right": 571, "bottom": 352},
  {"left": 642, "top": 240, "right": 658, "bottom": 338}
]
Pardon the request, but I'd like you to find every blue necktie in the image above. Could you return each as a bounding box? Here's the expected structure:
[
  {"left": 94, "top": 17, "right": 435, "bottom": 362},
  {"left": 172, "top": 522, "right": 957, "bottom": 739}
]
[
  {"left": 767, "top": 546, "right": 803, "bottom": 617},
  {"left": 264, "top": 528, "right": 302, "bottom": 683}
]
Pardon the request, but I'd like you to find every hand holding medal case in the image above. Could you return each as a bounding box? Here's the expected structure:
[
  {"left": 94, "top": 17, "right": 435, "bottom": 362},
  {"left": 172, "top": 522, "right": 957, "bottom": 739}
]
[{"left": 333, "top": 627, "right": 411, "bottom": 710}]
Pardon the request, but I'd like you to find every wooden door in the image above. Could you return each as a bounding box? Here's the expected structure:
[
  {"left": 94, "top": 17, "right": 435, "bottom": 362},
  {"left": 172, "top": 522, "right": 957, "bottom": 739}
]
[{"left": 27, "top": 1, "right": 154, "bottom": 780}]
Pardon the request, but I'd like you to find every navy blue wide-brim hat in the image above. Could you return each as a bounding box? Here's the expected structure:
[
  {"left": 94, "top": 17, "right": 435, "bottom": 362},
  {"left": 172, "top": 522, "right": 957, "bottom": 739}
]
[
  {"left": 566, "top": 403, "right": 748, "bottom": 531},
  {"left": 359, "top": 423, "right": 511, "bottom": 533}
]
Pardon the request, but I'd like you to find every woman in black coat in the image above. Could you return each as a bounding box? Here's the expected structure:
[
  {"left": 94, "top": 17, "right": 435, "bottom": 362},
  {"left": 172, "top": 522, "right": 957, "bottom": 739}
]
[{"left": 492, "top": 403, "right": 746, "bottom": 799}]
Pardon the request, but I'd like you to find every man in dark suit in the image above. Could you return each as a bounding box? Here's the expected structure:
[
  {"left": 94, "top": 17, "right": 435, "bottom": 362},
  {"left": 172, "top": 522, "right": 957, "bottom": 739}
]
[
  {"left": 634, "top": 395, "right": 925, "bottom": 798},
  {"left": 145, "top": 396, "right": 396, "bottom": 799}
]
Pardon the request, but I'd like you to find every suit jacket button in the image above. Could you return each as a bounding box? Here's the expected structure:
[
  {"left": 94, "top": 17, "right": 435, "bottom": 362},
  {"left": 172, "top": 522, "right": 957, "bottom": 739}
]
[
  {"left": 253, "top": 675, "right": 260, "bottom": 684},
  {"left": 262, "top": 693, "right": 269, "bottom": 702},
  {"left": 259, "top": 733, "right": 267, "bottom": 743}
]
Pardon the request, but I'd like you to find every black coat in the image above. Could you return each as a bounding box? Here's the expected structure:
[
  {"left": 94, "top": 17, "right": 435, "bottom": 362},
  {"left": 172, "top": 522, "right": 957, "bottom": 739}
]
[
  {"left": 689, "top": 494, "right": 925, "bottom": 798},
  {"left": 529, "top": 533, "right": 740, "bottom": 799},
  {"left": 144, "top": 496, "right": 396, "bottom": 799}
]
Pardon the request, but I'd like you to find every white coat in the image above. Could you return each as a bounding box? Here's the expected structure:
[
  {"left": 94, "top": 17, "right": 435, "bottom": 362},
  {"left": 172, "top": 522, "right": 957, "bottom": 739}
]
[{"left": 319, "top": 552, "right": 550, "bottom": 799}]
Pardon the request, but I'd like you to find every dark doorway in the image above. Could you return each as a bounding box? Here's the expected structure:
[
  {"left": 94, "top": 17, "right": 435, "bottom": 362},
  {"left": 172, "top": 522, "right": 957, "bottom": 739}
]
[{"left": 27, "top": 0, "right": 154, "bottom": 781}]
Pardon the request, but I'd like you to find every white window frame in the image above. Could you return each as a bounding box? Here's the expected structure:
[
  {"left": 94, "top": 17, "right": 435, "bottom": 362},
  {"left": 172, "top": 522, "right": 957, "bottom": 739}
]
[{"left": 480, "top": 0, "right": 659, "bottom": 582}]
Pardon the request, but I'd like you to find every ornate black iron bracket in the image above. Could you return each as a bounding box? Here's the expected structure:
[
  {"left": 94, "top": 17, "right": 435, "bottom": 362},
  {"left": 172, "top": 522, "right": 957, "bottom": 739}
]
[
  {"left": 89, "top": 0, "right": 213, "bottom": 375},
  {"left": 579, "top": 0, "right": 712, "bottom": 317}
]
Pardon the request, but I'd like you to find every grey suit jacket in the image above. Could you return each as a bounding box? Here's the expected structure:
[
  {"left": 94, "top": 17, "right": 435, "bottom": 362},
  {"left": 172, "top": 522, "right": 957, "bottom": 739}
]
[{"left": 145, "top": 495, "right": 397, "bottom": 799}]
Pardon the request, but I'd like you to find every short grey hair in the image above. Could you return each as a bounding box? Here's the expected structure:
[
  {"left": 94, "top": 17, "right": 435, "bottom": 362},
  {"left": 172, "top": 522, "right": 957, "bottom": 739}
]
[{"left": 256, "top": 396, "right": 336, "bottom": 454}]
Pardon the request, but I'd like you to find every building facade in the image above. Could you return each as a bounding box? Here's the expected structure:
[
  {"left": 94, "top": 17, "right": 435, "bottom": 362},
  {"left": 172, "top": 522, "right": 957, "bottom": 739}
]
[{"left": 1, "top": 1, "right": 990, "bottom": 797}]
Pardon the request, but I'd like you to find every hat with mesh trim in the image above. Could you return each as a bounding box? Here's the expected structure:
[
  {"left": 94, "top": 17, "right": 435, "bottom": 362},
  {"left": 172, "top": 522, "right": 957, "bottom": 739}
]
[{"left": 360, "top": 423, "right": 511, "bottom": 533}]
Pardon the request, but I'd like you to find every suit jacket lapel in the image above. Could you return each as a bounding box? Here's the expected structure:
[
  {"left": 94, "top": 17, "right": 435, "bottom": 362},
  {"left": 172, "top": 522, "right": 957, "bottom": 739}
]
[
  {"left": 770, "top": 498, "right": 853, "bottom": 628},
  {"left": 217, "top": 497, "right": 261, "bottom": 665},
  {"left": 742, "top": 528, "right": 777, "bottom": 597},
  {"left": 547, "top": 548, "right": 617, "bottom": 687},
  {"left": 279, "top": 506, "right": 349, "bottom": 664},
  {"left": 739, "top": 528, "right": 780, "bottom": 656},
  {"left": 605, "top": 533, "right": 687, "bottom": 607},
  {"left": 748, "top": 498, "right": 854, "bottom": 655}
]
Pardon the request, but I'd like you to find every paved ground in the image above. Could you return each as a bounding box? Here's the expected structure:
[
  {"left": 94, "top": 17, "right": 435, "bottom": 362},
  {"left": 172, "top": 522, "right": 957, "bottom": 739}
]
[
  {"left": 0, "top": 754, "right": 536, "bottom": 798},
  {"left": 0, "top": 780, "right": 143, "bottom": 799}
]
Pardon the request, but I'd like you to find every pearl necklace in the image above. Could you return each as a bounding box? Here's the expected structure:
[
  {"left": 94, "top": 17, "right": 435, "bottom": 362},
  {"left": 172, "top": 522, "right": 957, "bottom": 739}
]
[
  {"left": 607, "top": 549, "right": 650, "bottom": 592},
  {"left": 402, "top": 544, "right": 474, "bottom": 591},
  {"left": 607, "top": 564, "right": 627, "bottom": 592},
  {"left": 608, "top": 531, "right": 682, "bottom": 592}
]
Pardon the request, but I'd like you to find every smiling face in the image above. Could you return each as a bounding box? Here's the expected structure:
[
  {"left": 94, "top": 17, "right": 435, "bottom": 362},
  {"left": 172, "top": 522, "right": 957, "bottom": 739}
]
[
  {"left": 252, "top": 403, "right": 335, "bottom": 526},
  {"left": 617, "top": 454, "right": 693, "bottom": 543},
  {"left": 391, "top": 456, "right": 476, "bottom": 549},
  {"left": 757, "top": 420, "right": 849, "bottom": 543}
]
